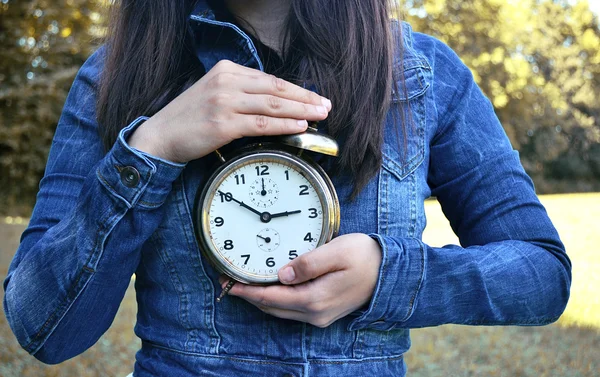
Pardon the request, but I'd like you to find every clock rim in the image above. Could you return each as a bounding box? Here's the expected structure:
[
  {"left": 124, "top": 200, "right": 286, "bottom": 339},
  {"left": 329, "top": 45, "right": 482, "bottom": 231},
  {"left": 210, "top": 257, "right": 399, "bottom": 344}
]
[{"left": 194, "top": 148, "right": 340, "bottom": 285}]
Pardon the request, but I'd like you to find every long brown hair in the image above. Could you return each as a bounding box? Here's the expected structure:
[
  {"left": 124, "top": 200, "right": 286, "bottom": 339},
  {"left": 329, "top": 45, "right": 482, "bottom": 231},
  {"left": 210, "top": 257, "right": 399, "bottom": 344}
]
[{"left": 97, "top": 0, "right": 404, "bottom": 196}]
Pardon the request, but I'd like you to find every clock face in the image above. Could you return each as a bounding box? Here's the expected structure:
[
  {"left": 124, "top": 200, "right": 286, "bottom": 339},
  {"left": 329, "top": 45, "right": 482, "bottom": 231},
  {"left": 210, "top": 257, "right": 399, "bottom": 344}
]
[{"left": 200, "top": 152, "right": 335, "bottom": 283}]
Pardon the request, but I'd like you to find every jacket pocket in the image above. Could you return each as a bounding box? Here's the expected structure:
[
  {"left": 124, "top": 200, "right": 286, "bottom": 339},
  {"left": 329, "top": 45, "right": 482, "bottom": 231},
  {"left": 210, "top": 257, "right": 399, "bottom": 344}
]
[
  {"left": 383, "top": 54, "right": 431, "bottom": 181},
  {"left": 378, "top": 54, "right": 431, "bottom": 237}
]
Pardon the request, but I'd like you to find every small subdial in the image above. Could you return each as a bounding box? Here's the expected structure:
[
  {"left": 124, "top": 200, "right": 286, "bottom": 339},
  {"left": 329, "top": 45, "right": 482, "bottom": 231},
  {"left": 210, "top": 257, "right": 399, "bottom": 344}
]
[
  {"left": 249, "top": 178, "right": 279, "bottom": 208},
  {"left": 256, "top": 228, "right": 281, "bottom": 252}
]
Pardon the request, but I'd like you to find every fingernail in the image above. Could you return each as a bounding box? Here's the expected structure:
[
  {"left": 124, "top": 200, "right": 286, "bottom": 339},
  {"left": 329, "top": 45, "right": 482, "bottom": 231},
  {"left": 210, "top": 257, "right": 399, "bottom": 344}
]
[
  {"left": 316, "top": 106, "right": 327, "bottom": 114},
  {"left": 297, "top": 119, "right": 308, "bottom": 128},
  {"left": 280, "top": 266, "right": 296, "bottom": 283},
  {"left": 322, "top": 98, "right": 332, "bottom": 110}
]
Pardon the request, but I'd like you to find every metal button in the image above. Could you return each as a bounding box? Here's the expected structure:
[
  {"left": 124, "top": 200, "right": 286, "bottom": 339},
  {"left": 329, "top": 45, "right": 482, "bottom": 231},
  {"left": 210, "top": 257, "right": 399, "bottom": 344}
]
[
  {"left": 120, "top": 166, "right": 140, "bottom": 187},
  {"left": 282, "top": 374, "right": 295, "bottom": 377}
]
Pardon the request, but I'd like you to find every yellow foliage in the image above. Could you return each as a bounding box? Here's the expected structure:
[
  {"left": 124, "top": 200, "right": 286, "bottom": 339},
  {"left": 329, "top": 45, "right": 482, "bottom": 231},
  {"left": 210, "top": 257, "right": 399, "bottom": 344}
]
[
  {"left": 581, "top": 28, "right": 600, "bottom": 50},
  {"left": 60, "top": 27, "right": 72, "bottom": 38}
]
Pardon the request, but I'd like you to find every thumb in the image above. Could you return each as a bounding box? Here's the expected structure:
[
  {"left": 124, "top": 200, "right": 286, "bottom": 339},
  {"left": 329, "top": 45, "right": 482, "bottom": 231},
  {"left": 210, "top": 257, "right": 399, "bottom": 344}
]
[{"left": 278, "top": 242, "right": 343, "bottom": 285}]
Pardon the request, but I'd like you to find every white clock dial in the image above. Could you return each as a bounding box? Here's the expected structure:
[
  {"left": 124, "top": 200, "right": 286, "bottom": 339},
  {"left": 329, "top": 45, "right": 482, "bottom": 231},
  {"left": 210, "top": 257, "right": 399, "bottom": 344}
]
[{"left": 205, "top": 157, "right": 326, "bottom": 281}]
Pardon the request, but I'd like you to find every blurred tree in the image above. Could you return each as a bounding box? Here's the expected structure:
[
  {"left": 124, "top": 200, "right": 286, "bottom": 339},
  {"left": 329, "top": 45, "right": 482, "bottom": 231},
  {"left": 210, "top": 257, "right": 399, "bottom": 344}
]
[
  {"left": 0, "top": 0, "right": 599, "bottom": 215},
  {"left": 0, "top": 0, "right": 105, "bottom": 215},
  {"left": 405, "top": 0, "right": 600, "bottom": 193}
]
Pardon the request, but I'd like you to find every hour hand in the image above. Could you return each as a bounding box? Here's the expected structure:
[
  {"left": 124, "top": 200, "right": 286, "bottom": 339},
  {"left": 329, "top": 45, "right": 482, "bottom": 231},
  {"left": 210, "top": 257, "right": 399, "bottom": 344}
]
[
  {"left": 218, "top": 191, "right": 262, "bottom": 217},
  {"left": 270, "top": 210, "right": 302, "bottom": 219}
]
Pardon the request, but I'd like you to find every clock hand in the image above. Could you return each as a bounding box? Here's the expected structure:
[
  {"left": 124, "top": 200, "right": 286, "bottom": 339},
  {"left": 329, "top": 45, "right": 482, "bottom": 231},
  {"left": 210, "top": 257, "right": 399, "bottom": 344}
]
[
  {"left": 218, "top": 191, "right": 275, "bottom": 223},
  {"left": 256, "top": 234, "right": 272, "bottom": 243},
  {"left": 270, "top": 210, "right": 302, "bottom": 219},
  {"left": 261, "top": 178, "right": 267, "bottom": 196},
  {"left": 218, "top": 191, "right": 262, "bottom": 217}
]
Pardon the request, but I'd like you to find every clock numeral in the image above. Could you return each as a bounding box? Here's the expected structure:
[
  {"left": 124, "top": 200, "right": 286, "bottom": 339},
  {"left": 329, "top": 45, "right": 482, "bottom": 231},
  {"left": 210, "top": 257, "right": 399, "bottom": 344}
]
[
  {"left": 266, "top": 257, "right": 275, "bottom": 267},
  {"left": 214, "top": 217, "right": 224, "bottom": 227},
  {"left": 289, "top": 250, "right": 298, "bottom": 260},
  {"left": 235, "top": 174, "right": 246, "bottom": 185},
  {"left": 241, "top": 254, "right": 250, "bottom": 264},
  {"left": 224, "top": 240, "right": 234, "bottom": 250},
  {"left": 303, "top": 232, "right": 315, "bottom": 242},
  {"left": 299, "top": 185, "right": 309, "bottom": 196},
  {"left": 255, "top": 165, "right": 269, "bottom": 176},
  {"left": 284, "top": 170, "right": 290, "bottom": 180},
  {"left": 219, "top": 192, "right": 233, "bottom": 203},
  {"left": 308, "top": 208, "right": 318, "bottom": 218}
]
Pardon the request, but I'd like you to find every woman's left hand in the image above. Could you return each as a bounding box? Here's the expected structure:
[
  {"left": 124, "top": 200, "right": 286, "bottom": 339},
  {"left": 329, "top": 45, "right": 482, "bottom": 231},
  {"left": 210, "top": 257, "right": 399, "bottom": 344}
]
[{"left": 221, "top": 233, "right": 382, "bottom": 328}]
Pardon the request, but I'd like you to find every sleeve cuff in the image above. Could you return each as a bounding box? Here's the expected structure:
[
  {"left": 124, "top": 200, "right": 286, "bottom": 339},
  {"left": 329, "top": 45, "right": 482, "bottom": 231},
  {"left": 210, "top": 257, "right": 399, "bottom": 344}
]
[
  {"left": 96, "top": 116, "right": 186, "bottom": 209},
  {"left": 347, "top": 235, "right": 426, "bottom": 331}
]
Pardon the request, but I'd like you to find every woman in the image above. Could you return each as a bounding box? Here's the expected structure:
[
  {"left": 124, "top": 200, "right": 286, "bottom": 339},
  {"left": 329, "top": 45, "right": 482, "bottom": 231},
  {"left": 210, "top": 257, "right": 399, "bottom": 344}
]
[{"left": 3, "top": 0, "right": 571, "bottom": 376}]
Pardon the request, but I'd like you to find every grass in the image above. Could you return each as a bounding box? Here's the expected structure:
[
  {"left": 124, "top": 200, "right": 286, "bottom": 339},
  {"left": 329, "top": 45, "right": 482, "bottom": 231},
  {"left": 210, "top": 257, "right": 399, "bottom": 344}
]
[{"left": 0, "top": 193, "right": 599, "bottom": 376}]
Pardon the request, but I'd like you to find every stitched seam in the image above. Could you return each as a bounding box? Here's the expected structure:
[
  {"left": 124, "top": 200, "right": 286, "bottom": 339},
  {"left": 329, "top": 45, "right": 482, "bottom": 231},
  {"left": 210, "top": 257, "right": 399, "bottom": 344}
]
[
  {"left": 27, "top": 207, "right": 118, "bottom": 352},
  {"left": 401, "top": 240, "right": 425, "bottom": 322},
  {"left": 137, "top": 200, "right": 163, "bottom": 208},
  {"left": 143, "top": 341, "right": 406, "bottom": 364},
  {"left": 310, "top": 354, "right": 405, "bottom": 364},
  {"left": 26, "top": 267, "right": 91, "bottom": 351},
  {"left": 177, "top": 173, "right": 221, "bottom": 353},
  {"left": 143, "top": 341, "right": 304, "bottom": 366}
]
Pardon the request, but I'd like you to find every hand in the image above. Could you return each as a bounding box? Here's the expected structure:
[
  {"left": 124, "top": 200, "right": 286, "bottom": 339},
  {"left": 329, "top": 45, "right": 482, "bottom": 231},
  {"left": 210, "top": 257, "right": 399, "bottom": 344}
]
[
  {"left": 270, "top": 210, "right": 301, "bottom": 218},
  {"left": 128, "top": 60, "right": 332, "bottom": 163},
  {"left": 222, "top": 233, "right": 382, "bottom": 328}
]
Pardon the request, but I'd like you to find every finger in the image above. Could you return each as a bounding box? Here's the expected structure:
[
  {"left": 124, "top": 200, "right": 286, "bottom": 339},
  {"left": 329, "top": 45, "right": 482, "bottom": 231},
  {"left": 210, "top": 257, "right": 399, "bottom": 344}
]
[
  {"left": 234, "top": 94, "right": 329, "bottom": 121},
  {"left": 211, "top": 61, "right": 331, "bottom": 109},
  {"left": 233, "top": 285, "right": 338, "bottom": 328},
  {"left": 230, "top": 113, "right": 309, "bottom": 138},
  {"left": 229, "top": 284, "right": 314, "bottom": 312},
  {"left": 238, "top": 74, "right": 332, "bottom": 110},
  {"left": 278, "top": 242, "right": 345, "bottom": 285}
]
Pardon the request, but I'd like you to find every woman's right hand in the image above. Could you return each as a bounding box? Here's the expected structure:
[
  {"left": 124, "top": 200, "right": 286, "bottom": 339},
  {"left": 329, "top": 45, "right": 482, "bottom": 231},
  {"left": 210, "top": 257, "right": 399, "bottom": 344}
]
[{"left": 127, "top": 59, "right": 332, "bottom": 163}]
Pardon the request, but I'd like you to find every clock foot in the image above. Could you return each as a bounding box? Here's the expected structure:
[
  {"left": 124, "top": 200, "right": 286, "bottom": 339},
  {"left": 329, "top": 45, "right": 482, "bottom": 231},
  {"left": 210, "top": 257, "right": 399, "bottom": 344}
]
[{"left": 216, "top": 279, "right": 237, "bottom": 303}]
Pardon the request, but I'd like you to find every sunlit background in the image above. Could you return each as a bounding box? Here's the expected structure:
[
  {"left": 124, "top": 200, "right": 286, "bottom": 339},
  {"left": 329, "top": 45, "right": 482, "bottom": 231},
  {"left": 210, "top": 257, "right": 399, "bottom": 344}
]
[{"left": 0, "top": 0, "right": 598, "bottom": 376}]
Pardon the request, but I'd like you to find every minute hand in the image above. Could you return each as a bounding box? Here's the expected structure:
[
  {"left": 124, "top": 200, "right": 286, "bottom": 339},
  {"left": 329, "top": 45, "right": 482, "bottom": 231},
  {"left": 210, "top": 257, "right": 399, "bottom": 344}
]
[
  {"left": 270, "top": 210, "right": 302, "bottom": 219},
  {"left": 217, "top": 191, "right": 262, "bottom": 217}
]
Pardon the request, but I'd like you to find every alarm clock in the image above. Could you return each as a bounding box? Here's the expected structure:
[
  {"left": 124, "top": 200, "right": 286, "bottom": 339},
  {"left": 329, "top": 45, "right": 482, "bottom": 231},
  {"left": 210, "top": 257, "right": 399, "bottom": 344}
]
[{"left": 194, "top": 128, "right": 340, "bottom": 292}]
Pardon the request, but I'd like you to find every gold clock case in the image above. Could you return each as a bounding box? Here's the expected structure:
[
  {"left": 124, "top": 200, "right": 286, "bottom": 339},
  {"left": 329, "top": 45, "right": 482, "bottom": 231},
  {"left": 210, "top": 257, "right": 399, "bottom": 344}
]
[{"left": 194, "top": 146, "right": 340, "bottom": 285}]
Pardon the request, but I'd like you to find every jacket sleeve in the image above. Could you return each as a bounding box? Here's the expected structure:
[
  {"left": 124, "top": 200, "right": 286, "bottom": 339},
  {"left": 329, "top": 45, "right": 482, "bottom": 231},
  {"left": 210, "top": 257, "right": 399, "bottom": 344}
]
[
  {"left": 348, "top": 36, "right": 571, "bottom": 331},
  {"left": 2, "top": 46, "right": 185, "bottom": 363}
]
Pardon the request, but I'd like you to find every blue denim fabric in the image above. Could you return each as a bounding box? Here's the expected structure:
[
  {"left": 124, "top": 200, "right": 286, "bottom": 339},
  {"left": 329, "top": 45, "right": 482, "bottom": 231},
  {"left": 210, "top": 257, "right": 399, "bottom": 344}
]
[{"left": 3, "top": 1, "right": 571, "bottom": 376}]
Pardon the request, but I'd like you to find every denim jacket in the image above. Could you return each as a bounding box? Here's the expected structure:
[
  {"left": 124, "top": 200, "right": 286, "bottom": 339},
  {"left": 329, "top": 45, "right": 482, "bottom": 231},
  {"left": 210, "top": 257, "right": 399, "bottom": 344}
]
[{"left": 3, "top": 2, "right": 571, "bottom": 376}]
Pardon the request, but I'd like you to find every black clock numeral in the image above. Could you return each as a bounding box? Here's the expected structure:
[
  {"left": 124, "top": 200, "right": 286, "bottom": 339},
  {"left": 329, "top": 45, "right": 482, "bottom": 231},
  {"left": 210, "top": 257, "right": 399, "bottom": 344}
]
[
  {"left": 241, "top": 254, "right": 250, "bottom": 264},
  {"left": 308, "top": 208, "right": 318, "bottom": 218},
  {"left": 255, "top": 165, "right": 270, "bottom": 176},
  {"left": 214, "top": 217, "right": 224, "bottom": 227},
  {"left": 284, "top": 170, "right": 290, "bottom": 180},
  {"left": 289, "top": 250, "right": 298, "bottom": 260},
  {"left": 224, "top": 240, "right": 234, "bottom": 250},
  {"left": 266, "top": 257, "right": 275, "bottom": 267},
  {"left": 299, "top": 185, "right": 309, "bottom": 196},
  {"left": 219, "top": 192, "right": 233, "bottom": 203},
  {"left": 303, "top": 232, "right": 315, "bottom": 242},
  {"left": 235, "top": 174, "right": 246, "bottom": 185}
]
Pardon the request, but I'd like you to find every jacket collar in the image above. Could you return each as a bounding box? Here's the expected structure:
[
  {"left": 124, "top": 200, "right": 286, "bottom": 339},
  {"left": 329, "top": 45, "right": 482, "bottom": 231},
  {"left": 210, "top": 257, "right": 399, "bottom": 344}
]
[
  {"left": 190, "top": 0, "right": 215, "bottom": 21},
  {"left": 188, "top": 0, "right": 265, "bottom": 72}
]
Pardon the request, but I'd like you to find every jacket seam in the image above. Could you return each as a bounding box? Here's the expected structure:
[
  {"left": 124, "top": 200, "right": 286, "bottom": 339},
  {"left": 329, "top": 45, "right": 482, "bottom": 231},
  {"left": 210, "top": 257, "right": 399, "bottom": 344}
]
[{"left": 27, "top": 207, "right": 121, "bottom": 354}]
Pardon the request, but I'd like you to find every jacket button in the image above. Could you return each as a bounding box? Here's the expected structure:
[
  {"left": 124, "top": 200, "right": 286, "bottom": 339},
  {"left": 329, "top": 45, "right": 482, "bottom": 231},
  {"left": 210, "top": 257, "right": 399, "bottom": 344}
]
[
  {"left": 120, "top": 166, "right": 140, "bottom": 187},
  {"left": 282, "top": 374, "right": 295, "bottom": 377}
]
